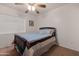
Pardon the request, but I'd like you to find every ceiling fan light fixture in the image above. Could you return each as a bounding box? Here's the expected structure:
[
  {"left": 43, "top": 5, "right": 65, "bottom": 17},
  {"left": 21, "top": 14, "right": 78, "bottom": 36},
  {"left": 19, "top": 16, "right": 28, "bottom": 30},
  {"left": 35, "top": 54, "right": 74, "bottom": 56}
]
[
  {"left": 32, "top": 6, "right": 36, "bottom": 11},
  {"left": 27, "top": 4, "right": 36, "bottom": 11},
  {"left": 27, "top": 5, "right": 32, "bottom": 11}
]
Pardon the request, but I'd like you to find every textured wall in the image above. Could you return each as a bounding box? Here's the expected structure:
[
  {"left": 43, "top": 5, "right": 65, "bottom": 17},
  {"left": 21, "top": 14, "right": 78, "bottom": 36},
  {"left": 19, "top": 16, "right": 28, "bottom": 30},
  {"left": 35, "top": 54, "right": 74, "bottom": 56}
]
[{"left": 36, "top": 4, "right": 79, "bottom": 51}]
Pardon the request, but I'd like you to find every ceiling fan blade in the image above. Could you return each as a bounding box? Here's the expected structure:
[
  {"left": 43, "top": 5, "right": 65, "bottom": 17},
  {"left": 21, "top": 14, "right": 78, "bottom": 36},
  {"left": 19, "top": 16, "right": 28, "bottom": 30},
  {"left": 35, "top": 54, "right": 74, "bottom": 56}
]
[
  {"left": 35, "top": 10, "right": 40, "bottom": 14},
  {"left": 25, "top": 10, "right": 39, "bottom": 14},
  {"left": 37, "top": 4, "right": 46, "bottom": 8},
  {"left": 15, "top": 3, "right": 24, "bottom": 5},
  {"left": 25, "top": 10, "right": 29, "bottom": 13}
]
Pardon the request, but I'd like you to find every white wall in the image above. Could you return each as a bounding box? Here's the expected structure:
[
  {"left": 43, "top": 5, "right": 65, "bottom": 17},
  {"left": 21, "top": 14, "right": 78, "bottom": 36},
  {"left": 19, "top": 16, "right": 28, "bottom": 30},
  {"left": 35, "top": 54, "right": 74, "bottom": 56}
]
[
  {"left": 0, "top": 5, "right": 24, "bottom": 48},
  {"left": 0, "top": 5, "right": 36, "bottom": 48},
  {"left": 36, "top": 4, "right": 79, "bottom": 51},
  {"left": 0, "top": 5, "right": 26, "bottom": 34}
]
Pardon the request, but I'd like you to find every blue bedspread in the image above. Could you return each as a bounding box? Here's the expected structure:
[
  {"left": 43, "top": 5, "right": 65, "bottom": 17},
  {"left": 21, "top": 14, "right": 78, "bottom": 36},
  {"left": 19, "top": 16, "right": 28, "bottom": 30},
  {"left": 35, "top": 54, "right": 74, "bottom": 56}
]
[{"left": 17, "top": 32, "right": 52, "bottom": 43}]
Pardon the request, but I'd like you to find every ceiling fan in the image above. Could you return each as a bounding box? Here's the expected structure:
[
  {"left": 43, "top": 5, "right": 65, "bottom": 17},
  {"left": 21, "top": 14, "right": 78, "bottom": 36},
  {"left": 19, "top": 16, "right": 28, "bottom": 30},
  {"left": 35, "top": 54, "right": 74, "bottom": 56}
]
[{"left": 15, "top": 3, "right": 46, "bottom": 14}]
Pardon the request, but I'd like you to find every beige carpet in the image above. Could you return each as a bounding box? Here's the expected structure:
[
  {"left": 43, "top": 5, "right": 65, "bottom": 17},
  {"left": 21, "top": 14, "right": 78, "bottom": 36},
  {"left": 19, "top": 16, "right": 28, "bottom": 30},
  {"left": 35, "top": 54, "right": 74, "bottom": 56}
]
[
  {"left": 0, "top": 45, "right": 19, "bottom": 56},
  {"left": 43, "top": 45, "right": 79, "bottom": 56},
  {"left": 0, "top": 45, "right": 79, "bottom": 56}
]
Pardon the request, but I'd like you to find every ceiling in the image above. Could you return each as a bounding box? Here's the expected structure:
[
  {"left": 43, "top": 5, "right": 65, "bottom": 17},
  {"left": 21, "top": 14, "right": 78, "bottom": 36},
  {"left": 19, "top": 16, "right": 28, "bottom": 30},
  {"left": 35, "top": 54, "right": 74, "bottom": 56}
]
[{"left": 0, "top": 3, "right": 67, "bottom": 14}]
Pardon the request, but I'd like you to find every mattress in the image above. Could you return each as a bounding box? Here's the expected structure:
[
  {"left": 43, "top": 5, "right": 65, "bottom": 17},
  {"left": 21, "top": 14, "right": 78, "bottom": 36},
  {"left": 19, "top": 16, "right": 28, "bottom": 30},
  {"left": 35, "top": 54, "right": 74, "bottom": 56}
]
[
  {"left": 23, "top": 37, "right": 56, "bottom": 56},
  {"left": 17, "top": 32, "right": 52, "bottom": 43}
]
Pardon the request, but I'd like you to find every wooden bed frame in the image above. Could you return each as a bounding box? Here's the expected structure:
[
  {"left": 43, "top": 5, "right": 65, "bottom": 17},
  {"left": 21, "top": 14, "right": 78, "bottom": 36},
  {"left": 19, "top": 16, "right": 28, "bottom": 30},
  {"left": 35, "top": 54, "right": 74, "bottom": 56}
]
[{"left": 13, "top": 27, "right": 57, "bottom": 54}]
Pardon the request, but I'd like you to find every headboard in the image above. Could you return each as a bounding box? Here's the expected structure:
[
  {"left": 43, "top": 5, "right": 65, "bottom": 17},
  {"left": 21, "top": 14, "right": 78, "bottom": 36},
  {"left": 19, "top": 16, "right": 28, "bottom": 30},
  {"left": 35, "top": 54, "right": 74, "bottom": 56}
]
[
  {"left": 39, "top": 27, "right": 57, "bottom": 43},
  {"left": 39, "top": 27, "right": 56, "bottom": 36},
  {"left": 39, "top": 27, "right": 56, "bottom": 30}
]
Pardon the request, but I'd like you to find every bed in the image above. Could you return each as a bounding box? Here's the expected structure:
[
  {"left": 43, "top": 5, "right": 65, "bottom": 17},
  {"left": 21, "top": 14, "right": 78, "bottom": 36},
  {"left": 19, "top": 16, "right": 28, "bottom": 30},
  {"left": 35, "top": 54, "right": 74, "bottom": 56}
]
[{"left": 13, "top": 27, "right": 57, "bottom": 55}]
